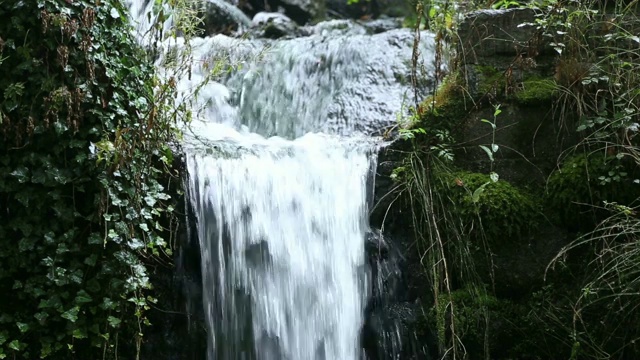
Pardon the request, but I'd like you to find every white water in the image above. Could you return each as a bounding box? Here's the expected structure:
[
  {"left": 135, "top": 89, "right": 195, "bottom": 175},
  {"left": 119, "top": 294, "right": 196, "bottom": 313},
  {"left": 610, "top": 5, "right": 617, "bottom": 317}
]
[
  {"left": 188, "top": 131, "right": 376, "bottom": 359},
  {"left": 125, "top": 1, "right": 433, "bottom": 358}
]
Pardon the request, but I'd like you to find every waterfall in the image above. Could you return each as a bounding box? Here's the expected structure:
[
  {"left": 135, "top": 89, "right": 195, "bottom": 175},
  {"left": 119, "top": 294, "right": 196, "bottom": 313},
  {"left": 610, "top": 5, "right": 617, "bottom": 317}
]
[
  {"left": 187, "top": 132, "right": 377, "bottom": 359},
  {"left": 126, "top": 1, "right": 435, "bottom": 358}
]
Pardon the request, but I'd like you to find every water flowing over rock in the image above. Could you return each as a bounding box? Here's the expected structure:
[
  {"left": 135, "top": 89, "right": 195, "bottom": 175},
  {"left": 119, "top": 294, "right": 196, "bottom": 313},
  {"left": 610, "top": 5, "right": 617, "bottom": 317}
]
[
  {"left": 176, "top": 27, "right": 435, "bottom": 138},
  {"left": 127, "top": 1, "right": 436, "bottom": 359}
]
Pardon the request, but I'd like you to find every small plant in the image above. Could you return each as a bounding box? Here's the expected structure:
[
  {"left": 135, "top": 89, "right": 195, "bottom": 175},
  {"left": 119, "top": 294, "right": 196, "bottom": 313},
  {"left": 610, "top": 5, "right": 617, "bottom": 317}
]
[{"left": 491, "top": 0, "right": 522, "bottom": 9}]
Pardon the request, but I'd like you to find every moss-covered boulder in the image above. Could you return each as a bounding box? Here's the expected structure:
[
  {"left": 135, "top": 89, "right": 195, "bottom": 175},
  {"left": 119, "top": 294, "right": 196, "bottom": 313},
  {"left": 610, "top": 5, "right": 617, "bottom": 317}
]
[
  {"left": 435, "top": 170, "right": 542, "bottom": 242},
  {"left": 545, "top": 152, "right": 640, "bottom": 230}
]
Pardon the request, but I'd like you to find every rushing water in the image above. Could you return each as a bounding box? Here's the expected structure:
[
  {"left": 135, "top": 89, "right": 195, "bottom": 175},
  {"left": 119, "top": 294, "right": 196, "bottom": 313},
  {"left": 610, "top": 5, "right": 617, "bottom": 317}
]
[
  {"left": 187, "top": 131, "right": 377, "bottom": 359},
  {"left": 127, "top": 1, "right": 434, "bottom": 359}
]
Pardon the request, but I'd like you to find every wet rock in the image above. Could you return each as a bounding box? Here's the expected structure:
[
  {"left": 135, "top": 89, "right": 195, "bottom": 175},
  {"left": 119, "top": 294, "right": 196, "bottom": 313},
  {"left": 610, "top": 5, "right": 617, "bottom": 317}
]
[
  {"left": 302, "top": 19, "right": 368, "bottom": 35},
  {"left": 363, "top": 302, "right": 433, "bottom": 359},
  {"left": 244, "top": 240, "right": 272, "bottom": 267},
  {"left": 197, "top": 0, "right": 252, "bottom": 36},
  {"left": 362, "top": 17, "right": 404, "bottom": 34},
  {"left": 250, "top": 12, "right": 301, "bottom": 39},
  {"left": 325, "top": 0, "right": 408, "bottom": 20},
  {"left": 239, "top": 0, "right": 325, "bottom": 25},
  {"left": 280, "top": 0, "right": 325, "bottom": 24},
  {"left": 458, "top": 8, "right": 539, "bottom": 61},
  {"left": 207, "top": 26, "right": 436, "bottom": 138},
  {"left": 325, "top": 0, "right": 377, "bottom": 20},
  {"left": 366, "top": 228, "right": 389, "bottom": 258}
]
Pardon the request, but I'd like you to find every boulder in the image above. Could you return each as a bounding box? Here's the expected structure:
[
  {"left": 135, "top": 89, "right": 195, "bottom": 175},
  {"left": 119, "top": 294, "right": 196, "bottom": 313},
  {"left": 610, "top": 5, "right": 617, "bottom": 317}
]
[
  {"left": 196, "top": 0, "right": 252, "bottom": 36},
  {"left": 250, "top": 12, "right": 301, "bottom": 38},
  {"left": 324, "top": 0, "right": 408, "bottom": 20},
  {"left": 238, "top": 0, "right": 325, "bottom": 25}
]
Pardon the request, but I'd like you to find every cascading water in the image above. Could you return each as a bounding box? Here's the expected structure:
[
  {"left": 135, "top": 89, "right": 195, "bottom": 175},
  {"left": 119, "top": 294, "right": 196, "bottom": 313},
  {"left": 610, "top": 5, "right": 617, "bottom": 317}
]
[
  {"left": 128, "top": 1, "right": 435, "bottom": 359},
  {"left": 187, "top": 133, "right": 376, "bottom": 359}
]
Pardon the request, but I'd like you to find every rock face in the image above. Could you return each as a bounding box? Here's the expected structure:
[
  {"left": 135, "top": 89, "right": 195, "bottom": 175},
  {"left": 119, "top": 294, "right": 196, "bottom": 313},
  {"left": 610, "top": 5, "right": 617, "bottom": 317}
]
[
  {"left": 197, "top": 0, "right": 252, "bottom": 36},
  {"left": 238, "top": 0, "right": 325, "bottom": 24},
  {"left": 362, "top": 228, "right": 435, "bottom": 360},
  {"left": 457, "top": 8, "right": 543, "bottom": 63},
  {"left": 250, "top": 12, "right": 301, "bottom": 38}
]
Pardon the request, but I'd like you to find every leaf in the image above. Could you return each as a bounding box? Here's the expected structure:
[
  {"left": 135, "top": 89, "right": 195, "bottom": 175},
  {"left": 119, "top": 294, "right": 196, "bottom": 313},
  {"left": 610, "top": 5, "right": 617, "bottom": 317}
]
[
  {"left": 61, "top": 306, "right": 79, "bottom": 323},
  {"left": 479, "top": 145, "right": 494, "bottom": 161},
  {"left": 480, "top": 119, "right": 496, "bottom": 129},
  {"left": 10, "top": 167, "right": 29, "bottom": 183},
  {"left": 16, "top": 322, "right": 29, "bottom": 333},
  {"left": 471, "top": 182, "right": 490, "bottom": 203},
  {"left": 428, "top": 6, "right": 437, "bottom": 19},
  {"left": 7, "top": 340, "right": 21, "bottom": 351},
  {"left": 107, "top": 316, "right": 121, "bottom": 328},
  {"left": 72, "top": 328, "right": 87, "bottom": 339},
  {"left": 490, "top": 172, "right": 499, "bottom": 183},
  {"left": 75, "top": 290, "right": 93, "bottom": 304},
  {"left": 491, "top": 144, "right": 499, "bottom": 153}
]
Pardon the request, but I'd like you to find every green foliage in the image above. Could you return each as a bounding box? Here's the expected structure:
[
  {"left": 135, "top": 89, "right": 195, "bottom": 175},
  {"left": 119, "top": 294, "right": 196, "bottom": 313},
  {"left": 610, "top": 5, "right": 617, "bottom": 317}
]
[
  {"left": 428, "top": 285, "right": 540, "bottom": 358},
  {"left": 435, "top": 170, "right": 542, "bottom": 242},
  {"left": 416, "top": 73, "right": 471, "bottom": 136},
  {"left": 490, "top": 0, "right": 522, "bottom": 9},
  {"left": 0, "top": 0, "right": 187, "bottom": 358},
  {"left": 545, "top": 152, "right": 640, "bottom": 230}
]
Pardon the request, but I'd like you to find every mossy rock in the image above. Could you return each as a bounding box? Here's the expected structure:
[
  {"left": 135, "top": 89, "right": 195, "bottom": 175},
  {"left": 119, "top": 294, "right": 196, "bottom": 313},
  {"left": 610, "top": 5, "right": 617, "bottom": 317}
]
[
  {"left": 545, "top": 152, "right": 640, "bottom": 230},
  {"left": 426, "top": 286, "right": 539, "bottom": 359},
  {"left": 511, "top": 77, "right": 557, "bottom": 106},
  {"left": 475, "top": 65, "right": 505, "bottom": 98},
  {"left": 435, "top": 170, "right": 542, "bottom": 243},
  {"left": 416, "top": 73, "right": 473, "bottom": 134}
]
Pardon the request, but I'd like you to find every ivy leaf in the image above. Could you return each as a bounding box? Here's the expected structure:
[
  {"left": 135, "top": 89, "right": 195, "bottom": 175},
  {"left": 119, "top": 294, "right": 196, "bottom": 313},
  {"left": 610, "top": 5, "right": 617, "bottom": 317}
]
[
  {"left": 0, "top": 331, "right": 7, "bottom": 345},
  {"left": 490, "top": 172, "right": 499, "bottom": 183},
  {"left": 107, "top": 316, "right": 121, "bottom": 328},
  {"left": 10, "top": 167, "right": 29, "bottom": 183},
  {"left": 72, "top": 328, "right": 87, "bottom": 339},
  {"left": 16, "top": 322, "right": 29, "bottom": 333},
  {"left": 74, "top": 290, "right": 93, "bottom": 304},
  {"left": 61, "top": 306, "right": 79, "bottom": 323},
  {"left": 7, "top": 340, "right": 21, "bottom": 351}
]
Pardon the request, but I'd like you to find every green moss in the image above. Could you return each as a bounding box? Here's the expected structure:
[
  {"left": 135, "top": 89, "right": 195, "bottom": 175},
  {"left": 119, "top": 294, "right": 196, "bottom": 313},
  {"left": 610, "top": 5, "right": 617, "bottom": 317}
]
[
  {"left": 428, "top": 286, "right": 535, "bottom": 358},
  {"left": 512, "top": 77, "right": 557, "bottom": 106},
  {"left": 417, "top": 73, "right": 472, "bottom": 133},
  {"left": 435, "top": 170, "right": 542, "bottom": 243},
  {"left": 475, "top": 65, "right": 504, "bottom": 97},
  {"left": 545, "top": 153, "right": 640, "bottom": 230}
]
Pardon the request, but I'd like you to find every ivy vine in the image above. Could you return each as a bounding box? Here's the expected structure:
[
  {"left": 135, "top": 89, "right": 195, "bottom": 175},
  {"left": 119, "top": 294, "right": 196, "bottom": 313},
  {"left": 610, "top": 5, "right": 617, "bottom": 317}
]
[{"left": 0, "top": 0, "right": 183, "bottom": 358}]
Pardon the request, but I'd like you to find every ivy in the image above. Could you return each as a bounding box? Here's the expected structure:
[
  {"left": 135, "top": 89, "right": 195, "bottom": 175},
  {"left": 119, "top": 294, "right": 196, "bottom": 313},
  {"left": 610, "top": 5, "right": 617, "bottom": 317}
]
[{"left": 0, "top": 0, "right": 183, "bottom": 358}]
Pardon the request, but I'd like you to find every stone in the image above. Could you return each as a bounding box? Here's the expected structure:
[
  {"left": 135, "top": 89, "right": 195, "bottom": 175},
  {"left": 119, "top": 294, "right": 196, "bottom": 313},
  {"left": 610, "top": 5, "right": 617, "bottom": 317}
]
[
  {"left": 457, "top": 8, "right": 544, "bottom": 63},
  {"left": 196, "top": 0, "right": 252, "bottom": 36},
  {"left": 239, "top": 0, "right": 325, "bottom": 25},
  {"left": 250, "top": 12, "right": 300, "bottom": 38},
  {"left": 279, "top": 0, "right": 325, "bottom": 24}
]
